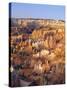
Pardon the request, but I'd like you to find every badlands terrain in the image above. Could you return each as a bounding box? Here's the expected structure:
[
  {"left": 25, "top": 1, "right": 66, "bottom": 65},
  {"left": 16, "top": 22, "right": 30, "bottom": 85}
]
[{"left": 10, "top": 18, "right": 65, "bottom": 87}]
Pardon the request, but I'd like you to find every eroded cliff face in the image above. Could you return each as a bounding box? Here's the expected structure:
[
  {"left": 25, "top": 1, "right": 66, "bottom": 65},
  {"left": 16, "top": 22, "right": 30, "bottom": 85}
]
[{"left": 10, "top": 19, "right": 65, "bottom": 86}]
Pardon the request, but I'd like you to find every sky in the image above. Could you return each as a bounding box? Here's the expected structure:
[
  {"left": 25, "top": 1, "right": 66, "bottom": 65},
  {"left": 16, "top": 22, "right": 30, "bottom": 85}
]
[{"left": 10, "top": 3, "right": 65, "bottom": 20}]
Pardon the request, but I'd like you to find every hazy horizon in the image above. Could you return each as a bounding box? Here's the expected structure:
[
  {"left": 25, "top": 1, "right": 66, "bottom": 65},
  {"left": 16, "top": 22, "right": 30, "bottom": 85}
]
[{"left": 9, "top": 3, "right": 65, "bottom": 20}]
